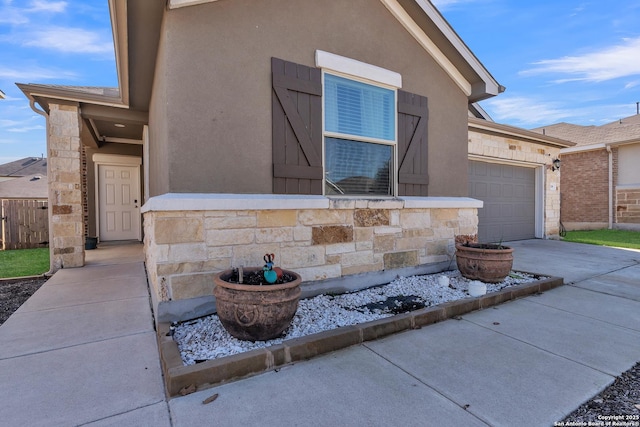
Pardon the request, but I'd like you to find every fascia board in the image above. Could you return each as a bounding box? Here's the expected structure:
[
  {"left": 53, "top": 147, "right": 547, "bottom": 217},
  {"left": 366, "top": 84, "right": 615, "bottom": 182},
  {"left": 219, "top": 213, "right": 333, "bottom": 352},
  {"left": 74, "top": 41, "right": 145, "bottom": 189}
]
[
  {"left": 469, "top": 117, "right": 576, "bottom": 148},
  {"left": 380, "top": 0, "right": 472, "bottom": 96},
  {"left": 413, "top": 0, "right": 501, "bottom": 97},
  {"left": 560, "top": 143, "right": 607, "bottom": 154},
  {"left": 168, "top": 0, "right": 221, "bottom": 9},
  {"left": 16, "top": 84, "right": 127, "bottom": 109}
]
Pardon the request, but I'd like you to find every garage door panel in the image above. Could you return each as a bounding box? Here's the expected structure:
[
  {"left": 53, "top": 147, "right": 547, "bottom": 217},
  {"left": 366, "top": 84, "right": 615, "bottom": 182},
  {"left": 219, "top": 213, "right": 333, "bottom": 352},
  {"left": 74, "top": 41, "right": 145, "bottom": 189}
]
[
  {"left": 502, "top": 184, "right": 513, "bottom": 198},
  {"left": 473, "top": 182, "right": 488, "bottom": 197},
  {"left": 469, "top": 160, "right": 536, "bottom": 242}
]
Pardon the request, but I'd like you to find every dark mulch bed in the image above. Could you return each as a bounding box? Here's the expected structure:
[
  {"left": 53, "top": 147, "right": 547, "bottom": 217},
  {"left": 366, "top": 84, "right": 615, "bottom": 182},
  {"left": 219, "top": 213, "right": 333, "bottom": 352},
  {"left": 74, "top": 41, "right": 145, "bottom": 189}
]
[
  {"left": 561, "top": 361, "right": 640, "bottom": 423},
  {"left": 0, "top": 277, "right": 47, "bottom": 326}
]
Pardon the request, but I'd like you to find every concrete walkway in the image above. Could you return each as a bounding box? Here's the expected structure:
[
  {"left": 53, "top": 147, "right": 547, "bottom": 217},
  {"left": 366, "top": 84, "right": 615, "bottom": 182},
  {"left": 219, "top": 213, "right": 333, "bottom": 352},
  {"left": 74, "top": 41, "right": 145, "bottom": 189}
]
[
  {"left": 0, "top": 243, "right": 171, "bottom": 426},
  {"left": 2, "top": 240, "right": 639, "bottom": 426}
]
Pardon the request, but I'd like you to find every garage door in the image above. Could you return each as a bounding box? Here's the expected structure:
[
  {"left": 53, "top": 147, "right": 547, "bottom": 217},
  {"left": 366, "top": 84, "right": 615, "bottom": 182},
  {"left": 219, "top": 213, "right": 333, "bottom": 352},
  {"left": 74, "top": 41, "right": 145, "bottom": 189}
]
[{"left": 469, "top": 160, "right": 536, "bottom": 243}]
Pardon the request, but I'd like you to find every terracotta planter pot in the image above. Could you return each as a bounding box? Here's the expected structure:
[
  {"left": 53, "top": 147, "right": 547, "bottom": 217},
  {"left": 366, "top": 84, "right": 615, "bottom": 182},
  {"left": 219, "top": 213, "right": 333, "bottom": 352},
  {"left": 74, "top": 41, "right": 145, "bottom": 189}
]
[
  {"left": 455, "top": 243, "right": 514, "bottom": 283},
  {"left": 213, "top": 268, "right": 301, "bottom": 341}
]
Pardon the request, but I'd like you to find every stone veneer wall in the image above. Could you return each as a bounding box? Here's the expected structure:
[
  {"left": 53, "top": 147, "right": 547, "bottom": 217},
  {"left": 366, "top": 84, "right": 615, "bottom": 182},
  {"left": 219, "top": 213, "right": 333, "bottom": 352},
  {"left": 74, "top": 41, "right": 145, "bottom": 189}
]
[
  {"left": 468, "top": 129, "right": 562, "bottom": 237},
  {"left": 48, "top": 103, "right": 85, "bottom": 269},
  {"left": 616, "top": 187, "right": 640, "bottom": 226},
  {"left": 142, "top": 195, "right": 480, "bottom": 321}
]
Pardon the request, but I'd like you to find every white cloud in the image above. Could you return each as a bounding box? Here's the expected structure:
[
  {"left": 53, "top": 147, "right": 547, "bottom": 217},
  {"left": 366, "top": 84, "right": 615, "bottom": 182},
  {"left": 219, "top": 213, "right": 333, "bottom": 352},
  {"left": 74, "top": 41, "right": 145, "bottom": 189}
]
[
  {"left": 484, "top": 96, "right": 575, "bottom": 127},
  {"left": 26, "top": 1, "right": 67, "bottom": 13},
  {"left": 430, "top": 0, "right": 480, "bottom": 11},
  {"left": 0, "top": 0, "right": 66, "bottom": 24},
  {"left": 483, "top": 95, "right": 637, "bottom": 128},
  {"left": 22, "top": 26, "right": 113, "bottom": 54},
  {"left": 0, "top": 65, "right": 77, "bottom": 80},
  {"left": 0, "top": 7, "right": 28, "bottom": 24},
  {"left": 0, "top": 119, "right": 25, "bottom": 127},
  {"left": 7, "top": 125, "right": 45, "bottom": 133},
  {"left": 522, "top": 37, "right": 640, "bottom": 83}
]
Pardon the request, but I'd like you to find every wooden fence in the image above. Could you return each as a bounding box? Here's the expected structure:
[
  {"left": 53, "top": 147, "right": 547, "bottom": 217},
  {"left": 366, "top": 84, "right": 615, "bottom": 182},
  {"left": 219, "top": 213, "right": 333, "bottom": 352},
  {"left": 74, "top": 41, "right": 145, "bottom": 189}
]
[{"left": 1, "top": 199, "right": 49, "bottom": 250}]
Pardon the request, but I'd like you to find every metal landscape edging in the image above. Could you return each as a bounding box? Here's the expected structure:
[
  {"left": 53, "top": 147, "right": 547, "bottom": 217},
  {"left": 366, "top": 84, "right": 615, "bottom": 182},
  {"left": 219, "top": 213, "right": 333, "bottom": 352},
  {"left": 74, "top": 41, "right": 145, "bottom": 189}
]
[{"left": 158, "top": 273, "right": 563, "bottom": 397}]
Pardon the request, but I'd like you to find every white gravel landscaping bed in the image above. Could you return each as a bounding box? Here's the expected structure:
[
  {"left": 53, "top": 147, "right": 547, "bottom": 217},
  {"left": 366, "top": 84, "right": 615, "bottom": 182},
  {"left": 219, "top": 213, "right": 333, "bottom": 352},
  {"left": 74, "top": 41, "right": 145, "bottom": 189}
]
[{"left": 173, "top": 270, "right": 544, "bottom": 366}]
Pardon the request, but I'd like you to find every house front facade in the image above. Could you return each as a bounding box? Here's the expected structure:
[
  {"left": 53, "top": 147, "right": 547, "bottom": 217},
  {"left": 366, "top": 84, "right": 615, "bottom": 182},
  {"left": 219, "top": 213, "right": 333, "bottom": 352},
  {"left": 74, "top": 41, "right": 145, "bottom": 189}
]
[{"left": 20, "top": 0, "right": 504, "bottom": 323}]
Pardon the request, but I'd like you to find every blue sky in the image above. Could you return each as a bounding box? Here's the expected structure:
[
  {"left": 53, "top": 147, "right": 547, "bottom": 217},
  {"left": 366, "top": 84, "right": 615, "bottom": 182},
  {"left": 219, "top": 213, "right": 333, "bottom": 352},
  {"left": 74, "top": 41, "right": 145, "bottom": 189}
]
[{"left": 1, "top": 0, "right": 640, "bottom": 164}]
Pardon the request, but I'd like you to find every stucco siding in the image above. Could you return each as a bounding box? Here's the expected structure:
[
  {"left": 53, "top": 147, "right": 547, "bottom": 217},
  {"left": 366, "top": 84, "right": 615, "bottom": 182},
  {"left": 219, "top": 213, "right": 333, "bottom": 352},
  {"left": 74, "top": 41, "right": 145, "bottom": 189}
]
[
  {"left": 148, "top": 11, "right": 171, "bottom": 197},
  {"left": 150, "top": 0, "right": 469, "bottom": 196},
  {"left": 617, "top": 143, "right": 640, "bottom": 186}
]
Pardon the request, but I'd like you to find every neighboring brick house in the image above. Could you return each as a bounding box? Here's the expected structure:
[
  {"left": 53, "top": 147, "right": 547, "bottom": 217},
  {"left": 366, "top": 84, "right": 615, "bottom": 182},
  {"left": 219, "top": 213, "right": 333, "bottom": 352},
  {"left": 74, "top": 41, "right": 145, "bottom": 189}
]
[
  {"left": 19, "top": 0, "right": 506, "bottom": 323},
  {"left": 533, "top": 114, "right": 640, "bottom": 231}
]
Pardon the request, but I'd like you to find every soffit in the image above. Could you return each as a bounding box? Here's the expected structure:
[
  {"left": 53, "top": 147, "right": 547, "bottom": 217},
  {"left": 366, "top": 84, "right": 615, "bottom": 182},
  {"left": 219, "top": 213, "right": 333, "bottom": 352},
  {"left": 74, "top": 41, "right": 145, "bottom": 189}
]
[{"left": 16, "top": 83, "right": 147, "bottom": 145}]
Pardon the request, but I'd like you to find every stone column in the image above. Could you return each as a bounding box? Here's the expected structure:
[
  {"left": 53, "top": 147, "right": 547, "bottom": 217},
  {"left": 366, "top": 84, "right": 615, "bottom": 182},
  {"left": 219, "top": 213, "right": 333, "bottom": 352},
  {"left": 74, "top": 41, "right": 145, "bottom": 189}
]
[{"left": 48, "top": 103, "right": 85, "bottom": 269}]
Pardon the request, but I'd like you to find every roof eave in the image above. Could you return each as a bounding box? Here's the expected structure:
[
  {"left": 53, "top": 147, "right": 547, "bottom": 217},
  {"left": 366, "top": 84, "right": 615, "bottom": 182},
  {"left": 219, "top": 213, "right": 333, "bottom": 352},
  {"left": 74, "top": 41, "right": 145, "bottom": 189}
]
[
  {"left": 16, "top": 83, "right": 126, "bottom": 112},
  {"left": 412, "top": 0, "right": 503, "bottom": 102},
  {"left": 469, "top": 117, "right": 576, "bottom": 148}
]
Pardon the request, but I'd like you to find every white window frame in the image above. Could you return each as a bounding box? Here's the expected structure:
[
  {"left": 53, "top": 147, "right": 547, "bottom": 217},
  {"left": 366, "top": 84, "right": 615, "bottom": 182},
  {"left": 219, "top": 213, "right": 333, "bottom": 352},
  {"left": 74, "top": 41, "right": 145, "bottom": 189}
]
[{"left": 316, "top": 51, "right": 402, "bottom": 197}]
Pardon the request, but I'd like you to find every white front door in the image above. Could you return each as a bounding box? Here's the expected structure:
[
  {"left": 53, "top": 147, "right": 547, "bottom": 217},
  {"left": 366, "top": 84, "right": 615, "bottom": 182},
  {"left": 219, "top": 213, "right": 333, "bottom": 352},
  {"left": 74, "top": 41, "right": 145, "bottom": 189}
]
[{"left": 98, "top": 164, "right": 141, "bottom": 241}]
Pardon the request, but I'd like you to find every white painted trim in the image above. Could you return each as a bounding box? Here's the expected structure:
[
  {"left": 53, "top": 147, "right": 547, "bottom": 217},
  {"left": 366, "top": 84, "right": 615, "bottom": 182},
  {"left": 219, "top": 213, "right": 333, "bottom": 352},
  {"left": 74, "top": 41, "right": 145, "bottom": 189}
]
[
  {"left": 560, "top": 143, "right": 606, "bottom": 154},
  {"left": 92, "top": 154, "right": 142, "bottom": 165},
  {"left": 143, "top": 126, "right": 150, "bottom": 203},
  {"left": 413, "top": 0, "right": 500, "bottom": 96},
  {"left": 468, "top": 154, "right": 546, "bottom": 167},
  {"left": 141, "top": 193, "right": 483, "bottom": 212},
  {"left": 401, "top": 196, "right": 483, "bottom": 209},
  {"left": 535, "top": 166, "right": 544, "bottom": 238},
  {"left": 168, "top": 0, "right": 219, "bottom": 9},
  {"left": 103, "top": 137, "right": 143, "bottom": 145},
  {"left": 315, "top": 50, "right": 402, "bottom": 88},
  {"left": 379, "top": 0, "right": 472, "bottom": 96}
]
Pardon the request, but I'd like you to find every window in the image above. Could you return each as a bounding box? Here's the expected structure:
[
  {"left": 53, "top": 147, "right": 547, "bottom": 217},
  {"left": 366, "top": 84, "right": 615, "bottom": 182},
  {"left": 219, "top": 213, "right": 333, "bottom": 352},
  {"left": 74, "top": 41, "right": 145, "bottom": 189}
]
[{"left": 323, "top": 73, "right": 396, "bottom": 196}]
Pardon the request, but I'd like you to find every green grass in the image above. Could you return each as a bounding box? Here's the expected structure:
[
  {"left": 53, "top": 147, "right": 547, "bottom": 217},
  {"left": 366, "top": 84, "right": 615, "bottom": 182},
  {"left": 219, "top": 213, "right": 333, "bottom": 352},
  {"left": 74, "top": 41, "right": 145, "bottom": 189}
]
[
  {"left": 0, "top": 248, "right": 50, "bottom": 278},
  {"left": 563, "top": 229, "right": 640, "bottom": 250}
]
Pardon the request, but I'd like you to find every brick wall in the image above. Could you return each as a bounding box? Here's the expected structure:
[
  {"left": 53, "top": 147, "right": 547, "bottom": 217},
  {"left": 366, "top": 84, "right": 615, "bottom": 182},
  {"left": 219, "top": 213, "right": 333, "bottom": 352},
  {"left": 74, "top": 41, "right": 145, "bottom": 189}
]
[{"left": 560, "top": 150, "right": 609, "bottom": 223}]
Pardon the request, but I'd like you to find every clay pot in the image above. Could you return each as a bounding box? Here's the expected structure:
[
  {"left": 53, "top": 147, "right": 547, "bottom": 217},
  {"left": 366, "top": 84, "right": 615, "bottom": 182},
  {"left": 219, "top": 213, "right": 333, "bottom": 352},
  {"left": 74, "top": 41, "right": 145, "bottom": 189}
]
[
  {"left": 213, "top": 268, "right": 301, "bottom": 341},
  {"left": 455, "top": 243, "right": 514, "bottom": 283}
]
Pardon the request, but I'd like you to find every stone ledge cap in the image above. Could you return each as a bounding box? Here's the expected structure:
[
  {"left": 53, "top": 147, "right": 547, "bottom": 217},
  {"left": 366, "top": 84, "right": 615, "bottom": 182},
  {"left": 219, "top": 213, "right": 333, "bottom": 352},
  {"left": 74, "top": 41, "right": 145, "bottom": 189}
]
[{"left": 141, "top": 193, "right": 330, "bottom": 212}]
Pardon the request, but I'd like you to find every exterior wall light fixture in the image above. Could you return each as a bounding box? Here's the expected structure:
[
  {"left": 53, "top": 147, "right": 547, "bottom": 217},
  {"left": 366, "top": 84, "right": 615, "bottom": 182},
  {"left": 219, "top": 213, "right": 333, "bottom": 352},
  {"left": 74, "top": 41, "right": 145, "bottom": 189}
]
[{"left": 551, "top": 158, "right": 561, "bottom": 171}]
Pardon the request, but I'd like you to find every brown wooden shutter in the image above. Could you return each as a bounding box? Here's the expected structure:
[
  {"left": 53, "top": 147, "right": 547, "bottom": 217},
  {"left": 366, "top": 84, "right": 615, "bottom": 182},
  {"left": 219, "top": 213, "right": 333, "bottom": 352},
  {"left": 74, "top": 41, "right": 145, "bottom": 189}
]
[
  {"left": 397, "top": 90, "right": 429, "bottom": 196},
  {"left": 272, "top": 57, "right": 323, "bottom": 194}
]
